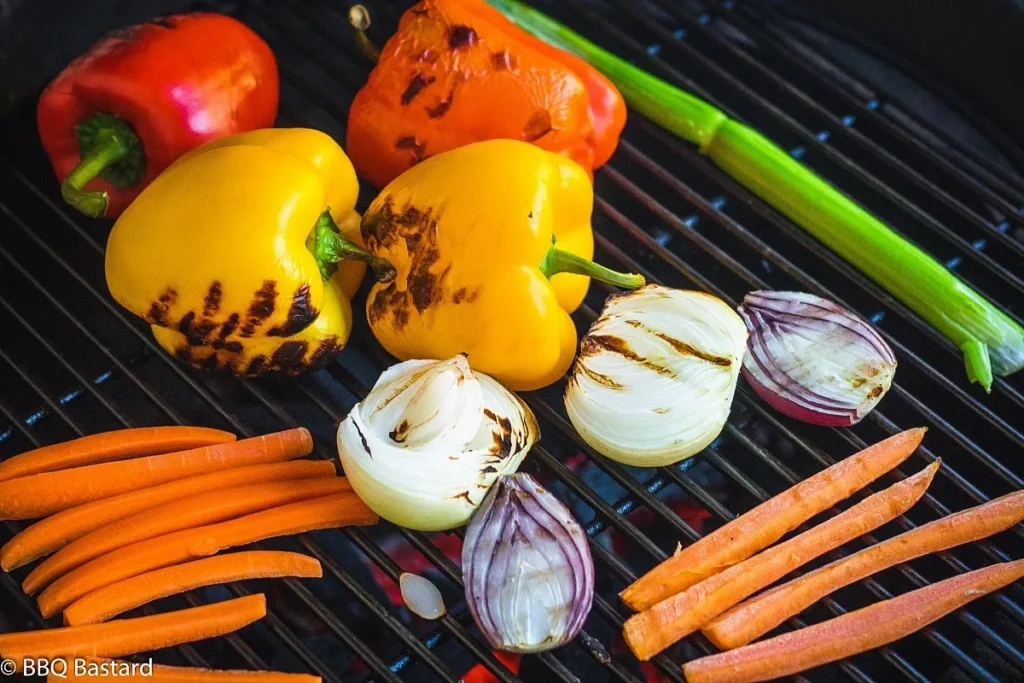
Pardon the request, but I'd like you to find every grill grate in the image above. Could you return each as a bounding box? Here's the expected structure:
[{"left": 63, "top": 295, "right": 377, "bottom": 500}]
[{"left": 1, "top": 1, "right": 1023, "bottom": 682}]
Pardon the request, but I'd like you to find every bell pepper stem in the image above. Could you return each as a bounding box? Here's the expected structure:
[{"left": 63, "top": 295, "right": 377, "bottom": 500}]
[
  {"left": 540, "top": 238, "right": 645, "bottom": 289},
  {"left": 349, "top": 5, "right": 381, "bottom": 62},
  {"left": 308, "top": 209, "right": 397, "bottom": 284},
  {"left": 61, "top": 112, "right": 145, "bottom": 218}
]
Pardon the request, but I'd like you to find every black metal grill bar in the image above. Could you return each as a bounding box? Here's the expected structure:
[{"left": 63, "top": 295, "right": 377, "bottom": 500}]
[
  {"left": 646, "top": 0, "right": 1024, "bottom": 245},
  {"left": 559, "top": 0, "right": 1024, "bottom": 300}
]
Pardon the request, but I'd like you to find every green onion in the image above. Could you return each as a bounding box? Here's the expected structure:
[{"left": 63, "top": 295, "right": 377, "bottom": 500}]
[{"left": 487, "top": 0, "right": 1024, "bottom": 392}]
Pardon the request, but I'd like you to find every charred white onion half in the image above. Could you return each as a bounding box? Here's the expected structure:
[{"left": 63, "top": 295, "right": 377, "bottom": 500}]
[
  {"left": 565, "top": 285, "right": 748, "bottom": 467},
  {"left": 337, "top": 356, "right": 538, "bottom": 531}
]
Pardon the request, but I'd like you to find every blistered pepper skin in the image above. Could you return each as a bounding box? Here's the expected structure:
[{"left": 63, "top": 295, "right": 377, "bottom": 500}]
[
  {"left": 346, "top": 0, "right": 625, "bottom": 189},
  {"left": 105, "top": 128, "right": 365, "bottom": 376},
  {"left": 362, "top": 139, "right": 594, "bottom": 391}
]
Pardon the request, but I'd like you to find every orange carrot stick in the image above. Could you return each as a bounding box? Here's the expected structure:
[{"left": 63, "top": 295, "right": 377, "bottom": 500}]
[
  {"left": 0, "top": 594, "right": 266, "bottom": 669},
  {"left": 0, "top": 428, "right": 313, "bottom": 520},
  {"left": 64, "top": 551, "right": 322, "bottom": 625},
  {"left": 0, "top": 426, "right": 236, "bottom": 483},
  {"left": 623, "top": 460, "right": 939, "bottom": 661},
  {"left": 0, "top": 460, "right": 335, "bottom": 571},
  {"left": 704, "top": 489, "right": 1024, "bottom": 649},
  {"left": 620, "top": 428, "right": 926, "bottom": 611},
  {"left": 38, "top": 493, "right": 377, "bottom": 617},
  {"left": 55, "top": 659, "right": 320, "bottom": 683},
  {"left": 24, "top": 477, "right": 348, "bottom": 594},
  {"left": 683, "top": 560, "right": 1024, "bottom": 683}
]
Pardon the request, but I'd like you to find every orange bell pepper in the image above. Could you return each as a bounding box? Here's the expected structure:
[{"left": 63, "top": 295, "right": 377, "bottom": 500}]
[{"left": 346, "top": 0, "right": 626, "bottom": 188}]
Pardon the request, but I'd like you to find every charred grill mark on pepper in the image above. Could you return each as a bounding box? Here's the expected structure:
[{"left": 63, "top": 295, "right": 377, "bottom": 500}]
[
  {"left": 202, "top": 281, "right": 222, "bottom": 318},
  {"left": 363, "top": 198, "right": 449, "bottom": 331},
  {"left": 395, "top": 136, "right": 426, "bottom": 162},
  {"left": 308, "top": 336, "right": 341, "bottom": 370},
  {"left": 240, "top": 280, "right": 278, "bottom": 337},
  {"left": 219, "top": 313, "right": 240, "bottom": 340},
  {"left": 268, "top": 283, "right": 317, "bottom": 337},
  {"left": 178, "top": 311, "right": 217, "bottom": 346},
  {"left": 146, "top": 287, "right": 177, "bottom": 326},
  {"left": 491, "top": 50, "right": 515, "bottom": 70},
  {"left": 426, "top": 88, "right": 455, "bottom": 119},
  {"left": 452, "top": 287, "right": 479, "bottom": 304},
  {"left": 448, "top": 25, "right": 477, "bottom": 49},
  {"left": 246, "top": 356, "right": 266, "bottom": 375},
  {"left": 401, "top": 73, "right": 435, "bottom": 105},
  {"left": 271, "top": 340, "right": 309, "bottom": 374},
  {"left": 523, "top": 110, "right": 553, "bottom": 141}
]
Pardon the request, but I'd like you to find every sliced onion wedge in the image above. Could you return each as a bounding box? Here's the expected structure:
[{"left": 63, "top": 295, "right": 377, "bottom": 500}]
[{"left": 738, "top": 291, "right": 896, "bottom": 426}]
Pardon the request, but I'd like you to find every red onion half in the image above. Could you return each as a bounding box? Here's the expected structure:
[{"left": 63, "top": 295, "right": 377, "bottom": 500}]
[
  {"left": 738, "top": 291, "right": 897, "bottom": 426},
  {"left": 462, "top": 473, "right": 594, "bottom": 653}
]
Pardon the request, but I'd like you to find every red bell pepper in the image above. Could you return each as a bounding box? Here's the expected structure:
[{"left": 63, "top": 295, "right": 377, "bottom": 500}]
[{"left": 37, "top": 13, "right": 279, "bottom": 218}]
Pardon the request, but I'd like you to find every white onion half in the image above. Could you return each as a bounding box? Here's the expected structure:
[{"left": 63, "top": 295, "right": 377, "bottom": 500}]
[
  {"left": 337, "top": 356, "right": 538, "bottom": 531},
  {"left": 565, "top": 285, "right": 748, "bottom": 467}
]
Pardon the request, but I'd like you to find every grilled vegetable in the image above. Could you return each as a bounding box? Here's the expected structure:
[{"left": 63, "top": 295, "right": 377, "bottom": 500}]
[
  {"left": 0, "top": 460, "right": 334, "bottom": 571},
  {"left": 63, "top": 551, "right": 322, "bottom": 625},
  {"left": 623, "top": 461, "right": 938, "bottom": 660},
  {"left": 105, "top": 128, "right": 396, "bottom": 377},
  {"left": 564, "top": 285, "right": 747, "bottom": 466},
  {"left": 38, "top": 13, "right": 278, "bottom": 218},
  {"left": 347, "top": 0, "right": 625, "bottom": 188},
  {"left": 0, "top": 429, "right": 313, "bottom": 521},
  {"left": 486, "top": 0, "right": 1024, "bottom": 392},
  {"left": 336, "top": 356, "right": 538, "bottom": 531},
  {"left": 36, "top": 494, "right": 377, "bottom": 617},
  {"left": 739, "top": 291, "right": 896, "bottom": 426},
  {"left": 361, "top": 139, "right": 644, "bottom": 390},
  {"left": 0, "top": 594, "right": 266, "bottom": 669},
  {"left": 704, "top": 489, "right": 1024, "bottom": 649},
  {"left": 620, "top": 428, "right": 926, "bottom": 612},
  {"left": 23, "top": 477, "right": 348, "bottom": 594},
  {"left": 0, "top": 426, "right": 235, "bottom": 483},
  {"left": 683, "top": 560, "right": 1024, "bottom": 683},
  {"left": 463, "top": 474, "right": 594, "bottom": 653}
]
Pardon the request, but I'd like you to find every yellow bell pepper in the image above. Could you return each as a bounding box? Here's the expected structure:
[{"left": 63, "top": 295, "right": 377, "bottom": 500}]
[
  {"left": 105, "top": 128, "right": 395, "bottom": 376},
  {"left": 362, "top": 139, "right": 644, "bottom": 391}
]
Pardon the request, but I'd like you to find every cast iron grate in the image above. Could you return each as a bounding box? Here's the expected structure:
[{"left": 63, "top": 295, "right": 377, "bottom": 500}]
[{"left": 1, "top": 1, "right": 1022, "bottom": 682}]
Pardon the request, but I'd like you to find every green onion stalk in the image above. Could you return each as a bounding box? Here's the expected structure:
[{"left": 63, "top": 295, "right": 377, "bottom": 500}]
[{"left": 487, "top": 0, "right": 1024, "bottom": 392}]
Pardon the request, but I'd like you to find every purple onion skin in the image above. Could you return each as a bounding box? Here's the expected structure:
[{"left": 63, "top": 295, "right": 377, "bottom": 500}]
[
  {"left": 462, "top": 473, "right": 595, "bottom": 654},
  {"left": 738, "top": 291, "right": 897, "bottom": 427}
]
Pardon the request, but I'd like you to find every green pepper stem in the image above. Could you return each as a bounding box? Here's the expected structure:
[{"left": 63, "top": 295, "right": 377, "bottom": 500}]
[
  {"left": 308, "top": 210, "right": 396, "bottom": 284},
  {"left": 61, "top": 113, "right": 144, "bottom": 218},
  {"left": 540, "top": 239, "right": 645, "bottom": 289},
  {"left": 349, "top": 5, "right": 381, "bottom": 62}
]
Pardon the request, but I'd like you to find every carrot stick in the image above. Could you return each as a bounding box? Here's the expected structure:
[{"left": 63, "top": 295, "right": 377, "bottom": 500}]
[
  {"left": 683, "top": 560, "right": 1024, "bottom": 683},
  {"left": 55, "top": 659, "right": 320, "bottom": 683},
  {"left": 24, "top": 477, "right": 348, "bottom": 594},
  {"left": 0, "top": 428, "right": 313, "bottom": 520},
  {"left": 38, "top": 493, "right": 377, "bottom": 617},
  {"left": 64, "top": 551, "right": 322, "bottom": 625},
  {"left": 704, "top": 489, "right": 1024, "bottom": 649},
  {"left": 0, "top": 594, "right": 266, "bottom": 669},
  {"left": 0, "top": 426, "right": 236, "bottom": 484},
  {"left": 1, "top": 460, "right": 335, "bottom": 571},
  {"left": 620, "top": 428, "right": 926, "bottom": 612},
  {"left": 623, "top": 460, "right": 939, "bottom": 661}
]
